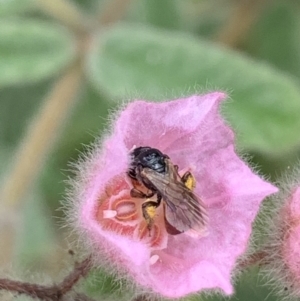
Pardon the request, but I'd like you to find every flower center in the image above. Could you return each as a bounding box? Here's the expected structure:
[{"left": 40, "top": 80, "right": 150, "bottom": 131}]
[
  {"left": 95, "top": 175, "right": 168, "bottom": 250},
  {"left": 95, "top": 146, "right": 207, "bottom": 253}
]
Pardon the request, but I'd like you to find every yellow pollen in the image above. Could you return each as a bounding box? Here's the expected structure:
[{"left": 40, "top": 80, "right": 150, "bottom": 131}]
[
  {"left": 184, "top": 173, "right": 196, "bottom": 190},
  {"left": 145, "top": 205, "right": 157, "bottom": 219}
]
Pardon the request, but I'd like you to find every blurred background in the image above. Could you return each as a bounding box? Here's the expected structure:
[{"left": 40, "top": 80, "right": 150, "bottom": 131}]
[{"left": 1, "top": 0, "right": 300, "bottom": 300}]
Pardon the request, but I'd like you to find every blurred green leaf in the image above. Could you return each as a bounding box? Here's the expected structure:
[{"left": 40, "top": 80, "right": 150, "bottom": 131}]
[
  {"left": 82, "top": 269, "right": 133, "bottom": 300},
  {"left": 0, "top": 0, "right": 34, "bottom": 16},
  {"left": 187, "top": 267, "right": 279, "bottom": 301},
  {"left": 41, "top": 83, "right": 117, "bottom": 211},
  {"left": 70, "top": 0, "right": 101, "bottom": 13},
  {"left": 179, "top": 0, "right": 234, "bottom": 37},
  {"left": 0, "top": 19, "right": 75, "bottom": 87},
  {"left": 0, "top": 147, "right": 11, "bottom": 176},
  {"left": 142, "top": 0, "right": 181, "bottom": 29},
  {"left": 245, "top": 0, "right": 300, "bottom": 79},
  {"left": 0, "top": 79, "right": 52, "bottom": 146},
  {"left": 14, "top": 191, "right": 58, "bottom": 268},
  {"left": 87, "top": 24, "right": 300, "bottom": 155},
  {"left": 233, "top": 267, "right": 279, "bottom": 301}
]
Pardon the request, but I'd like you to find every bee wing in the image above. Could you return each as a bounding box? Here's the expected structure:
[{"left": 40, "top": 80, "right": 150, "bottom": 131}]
[
  {"left": 163, "top": 181, "right": 208, "bottom": 233},
  {"left": 141, "top": 168, "right": 208, "bottom": 234}
]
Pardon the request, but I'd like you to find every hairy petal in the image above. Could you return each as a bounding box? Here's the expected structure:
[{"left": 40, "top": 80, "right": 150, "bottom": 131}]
[{"left": 68, "top": 93, "right": 277, "bottom": 298}]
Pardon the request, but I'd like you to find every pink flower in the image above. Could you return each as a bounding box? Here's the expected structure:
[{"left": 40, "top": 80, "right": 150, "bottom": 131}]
[
  {"left": 261, "top": 167, "right": 300, "bottom": 299},
  {"left": 68, "top": 93, "right": 277, "bottom": 298},
  {"left": 282, "top": 187, "right": 300, "bottom": 275}
]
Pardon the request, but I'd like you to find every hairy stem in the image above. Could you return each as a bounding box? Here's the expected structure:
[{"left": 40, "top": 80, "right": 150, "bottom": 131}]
[
  {"left": 72, "top": 292, "right": 97, "bottom": 301},
  {"left": 215, "top": 0, "right": 269, "bottom": 48},
  {"left": 98, "top": 0, "right": 133, "bottom": 26},
  {"left": 238, "top": 251, "right": 269, "bottom": 269},
  {"left": 0, "top": 256, "right": 92, "bottom": 300},
  {"left": 1, "top": 61, "right": 82, "bottom": 211},
  {"left": 132, "top": 295, "right": 153, "bottom": 301},
  {"left": 0, "top": 60, "right": 83, "bottom": 266},
  {"left": 35, "top": 0, "right": 88, "bottom": 33}
]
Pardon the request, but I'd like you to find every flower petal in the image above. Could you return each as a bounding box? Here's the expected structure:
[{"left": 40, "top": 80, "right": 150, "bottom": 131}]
[{"left": 70, "top": 93, "right": 277, "bottom": 298}]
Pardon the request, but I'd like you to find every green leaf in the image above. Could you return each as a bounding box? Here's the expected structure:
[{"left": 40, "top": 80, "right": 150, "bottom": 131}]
[
  {"left": 245, "top": 0, "right": 300, "bottom": 79},
  {"left": 179, "top": 0, "right": 234, "bottom": 37},
  {"left": 141, "top": 0, "right": 181, "bottom": 29},
  {"left": 0, "top": 0, "right": 34, "bottom": 16},
  {"left": 87, "top": 24, "right": 300, "bottom": 155},
  {"left": 14, "top": 191, "right": 58, "bottom": 269},
  {"left": 0, "top": 79, "right": 52, "bottom": 146},
  {"left": 0, "top": 19, "right": 75, "bottom": 87},
  {"left": 186, "top": 268, "right": 279, "bottom": 301},
  {"left": 70, "top": 0, "right": 102, "bottom": 13},
  {"left": 82, "top": 269, "right": 133, "bottom": 300},
  {"left": 0, "top": 147, "right": 11, "bottom": 174},
  {"left": 41, "top": 83, "right": 117, "bottom": 211}
]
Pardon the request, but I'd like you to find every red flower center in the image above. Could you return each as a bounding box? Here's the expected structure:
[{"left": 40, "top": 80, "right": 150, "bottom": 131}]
[{"left": 95, "top": 175, "right": 168, "bottom": 250}]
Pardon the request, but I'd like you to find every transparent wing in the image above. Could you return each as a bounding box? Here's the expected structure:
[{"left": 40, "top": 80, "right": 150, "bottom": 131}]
[
  {"left": 141, "top": 168, "right": 208, "bottom": 234},
  {"left": 163, "top": 181, "right": 208, "bottom": 233}
]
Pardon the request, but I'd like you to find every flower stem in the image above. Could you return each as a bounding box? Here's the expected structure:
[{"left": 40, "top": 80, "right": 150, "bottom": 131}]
[
  {"left": 0, "top": 256, "right": 92, "bottom": 300},
  {"left": 73, "top": 292, "right": 97, "bottom": 301},
  {"left": 238, "top": 251, "right": 269, "bottom": 269},
  {"left": 35, "top": 0, "right": 88, "bottom": 33},
  {"left": 215, "top": 0, "right": 268, "bottom": 48},
  {"left": 1, "top": 61, "right": 82, "bottom": 211},
  {"left": 132, "top": 295, "right": 154, "bottom": 301},
  {"left": 97, "top": 0, "right": 133, "bottom": 26},
  {"left": 0, "top": 60, "right": 83, "bottom": 266}
]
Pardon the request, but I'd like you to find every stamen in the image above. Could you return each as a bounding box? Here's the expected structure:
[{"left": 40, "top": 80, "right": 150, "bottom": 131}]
[
  {"left": 103, "top": 210, "right": 117, "bottom": 219},
  {"left": 150, "top": 254, "right": 160, "bottom": 265},
  {"left": 138, "top": 219, "right": 167, "bottom": 249},
  {"left": 113, "top": 200, "right": 138, "bottom": 221}
]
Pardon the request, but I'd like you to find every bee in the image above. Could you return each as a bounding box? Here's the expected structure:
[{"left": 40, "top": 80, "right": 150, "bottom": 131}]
[{"left": 127, "top": 146, "right": 208, "bottom": 235}]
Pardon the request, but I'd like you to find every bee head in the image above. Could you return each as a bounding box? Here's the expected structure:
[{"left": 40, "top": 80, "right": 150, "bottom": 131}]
[{"left": 127, "top": 146, "right": 168, "bottom": 179}]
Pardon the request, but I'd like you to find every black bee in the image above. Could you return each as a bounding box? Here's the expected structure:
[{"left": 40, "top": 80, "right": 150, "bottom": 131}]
[{"left": 127, "top": 146, "right": 208, "bottom": 235}]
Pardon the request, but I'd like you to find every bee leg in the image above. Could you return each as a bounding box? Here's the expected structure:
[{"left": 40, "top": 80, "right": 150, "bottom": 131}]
[
  {"left": 181, "top": 171, "right": 191, "bottom": 183},
  {"left": 130, "top": 188, "right": 148, "bottom": 198},
  {"left": 145, "top": 191, "right": 155, "bottom": 198},
  {"left": 181, "top": 171, "right": 196, "bottom": 190},
  {"left": 156, "top": 193, "right": 162, "bottom": 207},
  {"left": 142, "top": 201, "right": 158, "bottom": 236},
  {"left": 130, "top": 188, "right": 155, "bottom": 199}
]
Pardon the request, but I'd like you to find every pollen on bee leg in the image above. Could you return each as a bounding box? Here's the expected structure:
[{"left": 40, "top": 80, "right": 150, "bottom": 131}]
[
  {"left": 181, "top": 171, "right": 196, "bottom": 190},
  {"left": 144, "top": 204, "right": 157, "bottom": 219},
  {"left": 102, "top": 210, "right": 117, "bottom": 219},
  {"left": 137, "top": 205, "right": 169, "bottom": 250}
]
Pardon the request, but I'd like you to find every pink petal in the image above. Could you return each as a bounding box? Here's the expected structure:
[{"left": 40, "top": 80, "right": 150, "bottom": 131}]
[{"left": 70, "top": 93, "right": 278, "bottom": 298}]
